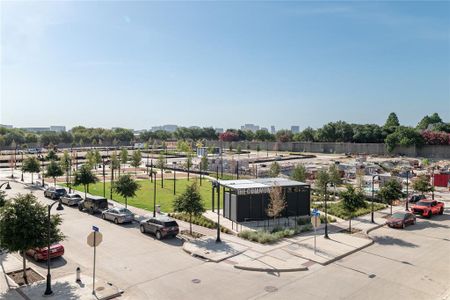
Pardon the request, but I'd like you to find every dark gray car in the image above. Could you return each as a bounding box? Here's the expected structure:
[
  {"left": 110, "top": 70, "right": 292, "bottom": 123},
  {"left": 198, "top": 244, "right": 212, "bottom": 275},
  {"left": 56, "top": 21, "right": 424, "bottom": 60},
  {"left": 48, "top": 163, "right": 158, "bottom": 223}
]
[
  {"left": 102, "top": 207, "right": 134, "bottom": 224},
  {"left": 140, "top": 216, "right": 179, "bottom": 240},
  {"left": 44, "top": 187, "right": 67, "bottom": 200}
]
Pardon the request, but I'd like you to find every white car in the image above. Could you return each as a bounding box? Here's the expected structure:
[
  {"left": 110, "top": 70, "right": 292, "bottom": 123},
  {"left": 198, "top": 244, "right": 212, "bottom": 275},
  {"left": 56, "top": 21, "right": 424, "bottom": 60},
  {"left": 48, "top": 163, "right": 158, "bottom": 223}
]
[{"left": 60, "top": 193, "right": 83, "bottom": 206}]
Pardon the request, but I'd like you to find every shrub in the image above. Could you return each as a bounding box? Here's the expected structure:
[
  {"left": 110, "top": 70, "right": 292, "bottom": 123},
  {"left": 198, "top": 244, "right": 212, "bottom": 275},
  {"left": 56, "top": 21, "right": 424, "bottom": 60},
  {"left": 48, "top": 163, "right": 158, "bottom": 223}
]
[
  {"left": 168, "top": 212, "right": 231, "bottom": 234},
  {"left": 238, "top": 225, "right": 312, "bottom": 244}
]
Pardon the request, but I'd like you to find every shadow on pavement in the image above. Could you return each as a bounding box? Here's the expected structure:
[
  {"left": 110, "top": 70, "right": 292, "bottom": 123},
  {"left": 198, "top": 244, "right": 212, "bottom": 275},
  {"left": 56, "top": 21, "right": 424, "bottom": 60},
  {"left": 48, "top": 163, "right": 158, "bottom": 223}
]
[
  {"left": 30, "top": 256, "right": 68, "bottom": 269},
  {"left": 372, "top": 235, "right": 418, "bottom": 248}
]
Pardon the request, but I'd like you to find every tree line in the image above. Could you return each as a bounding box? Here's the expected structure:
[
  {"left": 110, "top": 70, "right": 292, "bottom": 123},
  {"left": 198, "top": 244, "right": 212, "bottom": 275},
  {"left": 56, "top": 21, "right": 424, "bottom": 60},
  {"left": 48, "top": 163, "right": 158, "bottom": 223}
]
[{"left": 1, "top": 112, "right": 448, "bottom": 150}]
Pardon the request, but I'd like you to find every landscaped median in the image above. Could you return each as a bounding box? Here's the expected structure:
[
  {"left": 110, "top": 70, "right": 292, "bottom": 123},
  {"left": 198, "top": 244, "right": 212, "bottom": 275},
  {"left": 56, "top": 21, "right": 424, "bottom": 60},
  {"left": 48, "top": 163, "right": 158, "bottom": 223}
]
[
  {"left": 312, "top": 201, "right": 387, "bottom": 220},
  {"left": 238, "top": 225, "right": 313, "bottom": 244}
]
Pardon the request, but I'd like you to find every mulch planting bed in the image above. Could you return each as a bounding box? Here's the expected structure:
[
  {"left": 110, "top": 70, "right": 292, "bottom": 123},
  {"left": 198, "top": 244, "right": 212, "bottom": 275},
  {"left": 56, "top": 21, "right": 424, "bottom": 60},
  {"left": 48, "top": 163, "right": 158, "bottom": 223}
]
[{"left": 7, "top": 268, "right": 44, "bottom": 286}]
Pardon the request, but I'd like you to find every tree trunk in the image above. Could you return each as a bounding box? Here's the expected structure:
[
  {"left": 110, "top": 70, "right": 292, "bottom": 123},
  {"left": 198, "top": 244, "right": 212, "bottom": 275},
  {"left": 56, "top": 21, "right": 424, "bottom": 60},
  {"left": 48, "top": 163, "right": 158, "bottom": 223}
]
[
  {"left": 31, "top": 173, "right": 34, "bottom": 184},
  {"left": 54, "top": 177, "right": 56, "bottom": 187},
  {"left": 390, "top": 203, "right": 392, "bottom": 215},
  {"left": 125, "top": 197, "right": 128, "bottom": 209},
  {"left": 84, "top": 185, "right": 87, "bottom": 199},
  {"left": 349, "top": 218, "right": 352, "bottom": 233},
  {"left": 189, "top": 213, "right": 192, "bottom": 235},
  {"left": 87, "top": 183, "right": 89, "bottom": 193},
  {"left": 22, "top": 250, "right": 28, "bottom": 284}
]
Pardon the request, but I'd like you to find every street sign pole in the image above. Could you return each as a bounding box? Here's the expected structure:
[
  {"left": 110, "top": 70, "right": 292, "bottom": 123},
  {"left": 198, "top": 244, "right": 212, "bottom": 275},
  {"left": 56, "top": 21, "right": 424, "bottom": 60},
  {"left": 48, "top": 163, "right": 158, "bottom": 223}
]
[
  {"left": 93, "top": 231, "right": 96, "bottom": 295},
  {"left": 311, "top": 209, "right": 321, "bottom": 255}
]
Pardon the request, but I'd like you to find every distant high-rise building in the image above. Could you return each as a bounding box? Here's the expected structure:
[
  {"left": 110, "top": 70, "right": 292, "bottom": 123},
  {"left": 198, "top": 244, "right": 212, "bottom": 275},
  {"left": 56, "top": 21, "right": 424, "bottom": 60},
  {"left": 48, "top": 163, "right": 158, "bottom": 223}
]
[
  {"left": 21, "top": 126, "right": 66, "bottom": 133},
  {"left": 150, "top": 125, "right": 178, "bottom": 132},
  {"left": 0, "top": 124, "right": 13, "bottom": 129},
  {"left": 261, "top": 127, "right": 268, "bottom": 132},
  {"left": 291, "top": 126, "right": 300, "bottom": 133},
  {"left": 270, "top": 125, "right": 276, "bottom": 134},
  {"left": 241, "top": 124, "right": 260, "bottom": 132},
  {"left": 215, "top": 128, "right": 224, "bottom": 134}
]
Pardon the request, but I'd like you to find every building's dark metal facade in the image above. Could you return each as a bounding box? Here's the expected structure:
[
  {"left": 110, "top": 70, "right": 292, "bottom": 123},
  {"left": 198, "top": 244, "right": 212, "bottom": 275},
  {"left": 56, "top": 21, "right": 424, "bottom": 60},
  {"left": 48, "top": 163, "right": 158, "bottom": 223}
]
[{"left": 218, "top": 178, "right": 310, "bottom": 222}]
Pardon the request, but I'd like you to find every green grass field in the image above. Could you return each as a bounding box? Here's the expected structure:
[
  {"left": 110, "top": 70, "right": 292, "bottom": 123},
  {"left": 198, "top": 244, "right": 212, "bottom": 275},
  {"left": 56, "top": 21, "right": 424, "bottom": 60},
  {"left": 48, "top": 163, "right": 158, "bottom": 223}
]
[{"left": 70, "top": 178, "right": 214, "bottom": 213}]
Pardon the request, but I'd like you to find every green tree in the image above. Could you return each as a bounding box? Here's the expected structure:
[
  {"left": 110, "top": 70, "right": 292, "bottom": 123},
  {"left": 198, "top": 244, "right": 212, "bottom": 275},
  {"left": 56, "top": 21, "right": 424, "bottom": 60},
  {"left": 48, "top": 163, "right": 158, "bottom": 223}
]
[
  {"left": 340, "top": 185, "right": 366, "bottom": 232},
  {"left": 256, "top": 144, "right": 261, "bottom": 157},
  {"left": 60, "top": 150, "right": 71, "bottom": 187},
  {"left": 85, "top": 150, "right": 95, "bottom": 169},
  {"left": 94, "top": 149, "right": 102, "bottom": 169},
  {"left": 384, "top": 112, "right": 400, "bottom": 128},
  {"left": 46, "top": 150, "right": 58, "bottom": 161},
  {"left": 114, "top": 175, "right": 139, "bottom": 208},
  {"left": 412, "top": 175, "right": 433, "bottom": 195},
  {"left": 315, "top": 169, "right": 330, "bottom": 205},
  {"left": 120, "top": 148, "right": 128, "bottom": 174},
  {"left": 21, "top": 157, "right": 41, "bottom": 184},
  {"left": 0, "top": 190, "right": 6, "bottom": 208},
  {"left": 378, "top": 179, "right": 403, "bottom": 214},
  {"left": 269, "top": 162, "right": 281, "bottom": 177},
  {"left": 110, "top": 151, "right": 120, "bottom": 176},
  {"left": 45, "top": 160, "right": 64, "bottom": 186},
  {"left": 328, "top": 164, "right": 342, "bottom": 198},
  {"left": 156, "top": 153, "right": 165, "bottom": 187},
  {"left": 0, "top": 194, "right": 63, "bottom": 283},
  {"left": 385, "top": 126, "right": 424, "bottom": 152},
  {"left": 74, "top": 165, "right": 98, "bottom": 199},
  {"left": 173, "top": 183, "right": 205, "bottom": 234},
  {"left": 130, "top": 150, "right": 142, "bottom": 174},
  {"left": 291, "top": 164, "right": 307, "bottom": 182}
]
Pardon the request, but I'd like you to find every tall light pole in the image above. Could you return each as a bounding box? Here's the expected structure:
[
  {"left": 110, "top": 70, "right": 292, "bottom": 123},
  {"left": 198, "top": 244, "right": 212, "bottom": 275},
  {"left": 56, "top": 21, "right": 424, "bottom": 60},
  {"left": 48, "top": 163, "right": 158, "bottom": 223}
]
[
  {"left": 102, "top": 158, "right": 106, "bottom": 198},
  {"left": 21, "top": 151, "right": 24, "bottom": 182},
  {"left": 371, "top": 175, "right": 379, "bottom": 223},
  {"left": 43, "top": 200, "right": 64, "bottom": 296},
  {"left": 173, "top": 161, "right": 176, "bottom": 195},
  {"left": 431, "top": 166, "right": 435, "bottom": 200},
  {"left": 405, "top": 170, "right": 410, "bottom": 211},
  {"left": 0, "top": 182, "right": 12, "bottom": 190},
  {"left": 324, "top": 183, "right": 330, "bottom": 239},
  {"left": 215, "top": 181, "right": 221, "bottom": 243},
  {"left": 152, "top": 172, "right": 157, "bottom": 217}
]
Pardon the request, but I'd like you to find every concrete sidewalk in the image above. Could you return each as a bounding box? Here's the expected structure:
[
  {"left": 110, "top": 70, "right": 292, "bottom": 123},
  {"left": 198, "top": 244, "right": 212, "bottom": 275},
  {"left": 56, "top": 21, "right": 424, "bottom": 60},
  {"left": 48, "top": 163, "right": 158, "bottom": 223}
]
[{"left": 0, "top": 252, "right": 122, "bottom": 300}]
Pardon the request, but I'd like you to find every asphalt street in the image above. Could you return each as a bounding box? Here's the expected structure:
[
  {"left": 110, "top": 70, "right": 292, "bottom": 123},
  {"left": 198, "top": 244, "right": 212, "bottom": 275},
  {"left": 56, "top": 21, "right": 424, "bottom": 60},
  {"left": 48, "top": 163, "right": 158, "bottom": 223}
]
[{"left": 1, "top": 177, "right": 449, "bottom": 300}]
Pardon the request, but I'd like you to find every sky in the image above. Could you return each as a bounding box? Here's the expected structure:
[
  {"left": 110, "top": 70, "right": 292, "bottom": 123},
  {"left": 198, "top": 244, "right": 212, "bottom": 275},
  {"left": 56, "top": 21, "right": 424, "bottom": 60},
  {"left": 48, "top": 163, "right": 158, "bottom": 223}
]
[{"left": 1, "top": 1, "right": 449, "bottom": 130}]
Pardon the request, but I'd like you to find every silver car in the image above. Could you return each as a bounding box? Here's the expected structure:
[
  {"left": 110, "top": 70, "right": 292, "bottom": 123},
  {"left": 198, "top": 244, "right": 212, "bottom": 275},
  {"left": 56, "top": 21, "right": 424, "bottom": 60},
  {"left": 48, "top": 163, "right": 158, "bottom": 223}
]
[
  {"left": 102, "top": 207, "right": 134, "bottom": 224},
  {"left": 60, "top": 193, "right": 83, "bottom": 206}
]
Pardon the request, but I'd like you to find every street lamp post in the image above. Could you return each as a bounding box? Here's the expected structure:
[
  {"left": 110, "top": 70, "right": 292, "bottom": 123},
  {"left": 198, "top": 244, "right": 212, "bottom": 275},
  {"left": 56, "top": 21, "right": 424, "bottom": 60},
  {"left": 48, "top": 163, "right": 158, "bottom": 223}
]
[
  {"left": 431, "top": 166, "right": 435, "bottom": 200},
  {"left": 173, "top": 162, "right": 176, "bottom": 195},
  {"left": 152, "top": 172, "right": 157, "bottom": 217},
  {"left": 405, "top": 170, "right": 410, "bottom": 211},
  {"left": 150, "top": 159, "right": 153, "bottom": 182},
  {"left": 21, "top": 151, "right": 24, "bottom": 182},
  {"left": 43, "top": 200, "right": 64, "bottom": 296},
  {"left": 0, "top": 182, "right": 12, "bottom": 190},
  {"left": 371, "top": 175, "right": 379, "bottom": 223},
  {"left": 324, "top": 183, "right": 330, "bottom": 239},
  {"left": 102, "top": 159, "right": 106, "bottom": 198},
  {"left": 215, "top": 181, "right": 221, "bottom": 243}
]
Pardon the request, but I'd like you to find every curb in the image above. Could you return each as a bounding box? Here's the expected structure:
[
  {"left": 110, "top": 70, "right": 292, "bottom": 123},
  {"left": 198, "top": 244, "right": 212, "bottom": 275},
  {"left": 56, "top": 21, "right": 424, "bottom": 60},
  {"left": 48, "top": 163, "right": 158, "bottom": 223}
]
[{"left": 233, "top": 264, "right": 308, "bottom": 272}]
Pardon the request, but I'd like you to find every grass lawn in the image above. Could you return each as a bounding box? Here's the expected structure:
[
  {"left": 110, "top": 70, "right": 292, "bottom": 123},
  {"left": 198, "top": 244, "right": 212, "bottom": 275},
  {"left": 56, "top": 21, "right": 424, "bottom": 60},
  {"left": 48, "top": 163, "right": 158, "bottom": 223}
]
[
  {"left": 312, "top": 201, "right": 387, "bottom": 220},
  {"left": 70, "top": 178, "right": 214, "bottom": 213}
]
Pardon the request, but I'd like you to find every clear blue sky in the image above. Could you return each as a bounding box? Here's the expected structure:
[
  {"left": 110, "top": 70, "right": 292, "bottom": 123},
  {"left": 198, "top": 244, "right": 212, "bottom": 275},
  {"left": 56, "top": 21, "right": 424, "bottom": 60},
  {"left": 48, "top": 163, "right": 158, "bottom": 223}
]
[{"left": 1, "top": 1, "right": 449, "bottom": 130}]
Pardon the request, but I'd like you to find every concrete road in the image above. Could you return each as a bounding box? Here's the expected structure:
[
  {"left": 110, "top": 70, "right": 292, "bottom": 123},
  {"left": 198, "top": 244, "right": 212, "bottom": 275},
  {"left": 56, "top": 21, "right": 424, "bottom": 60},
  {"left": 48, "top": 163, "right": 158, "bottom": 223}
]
[{"left": 2, "top": 178, "right": 449, "bottom": 300}]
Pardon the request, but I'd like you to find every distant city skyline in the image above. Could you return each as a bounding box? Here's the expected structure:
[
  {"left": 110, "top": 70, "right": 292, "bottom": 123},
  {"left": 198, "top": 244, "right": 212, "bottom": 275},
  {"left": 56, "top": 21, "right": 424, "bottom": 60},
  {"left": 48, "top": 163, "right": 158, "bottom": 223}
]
[{"left": 1, "top": 1, "right": 449, "bottom": 129}]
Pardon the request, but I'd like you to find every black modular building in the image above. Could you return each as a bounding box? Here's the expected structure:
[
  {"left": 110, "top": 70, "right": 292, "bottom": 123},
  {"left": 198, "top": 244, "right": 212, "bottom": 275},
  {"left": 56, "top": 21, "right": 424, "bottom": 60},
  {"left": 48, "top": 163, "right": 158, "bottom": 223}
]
[{"left": 218, "top": 178, "right": 310, "bottom": 222}]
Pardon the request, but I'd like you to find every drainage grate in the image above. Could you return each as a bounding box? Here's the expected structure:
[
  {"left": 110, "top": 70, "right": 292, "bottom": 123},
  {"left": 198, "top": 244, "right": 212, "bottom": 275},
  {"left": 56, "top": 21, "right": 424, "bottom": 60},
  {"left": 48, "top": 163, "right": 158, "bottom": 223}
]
[
  {"left": 191, "top": 279, "right": 201, "bottom": 284},
  {"left": 264, "top": 286, "right": 278, "bottom": 293}
]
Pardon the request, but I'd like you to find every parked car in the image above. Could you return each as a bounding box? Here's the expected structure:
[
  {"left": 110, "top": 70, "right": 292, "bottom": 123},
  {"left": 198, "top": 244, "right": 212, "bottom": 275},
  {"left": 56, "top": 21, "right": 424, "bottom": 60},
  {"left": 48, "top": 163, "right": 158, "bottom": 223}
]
[
  {"left": 140, "top": 216, "right": 179, "bottom": 240},
  {"left": 409, "top": 194, "right": 426, "bottom": 203},
  {"left": 60, "top": 193, "right": 83, "bottom": 206},
  {"left": 26, "top": 243, "right": 64, "bottom": 261},
  {"left": 78, "top": 196, "right": 108, "bottom": 214},
  {"left": 411, "top": 200, "right": 445, "bottom": 218},
  {"left": 44, "top": 187, "right": 67, "bottom": 200},
  {"left": 102, "top": 207, "right": 134, "bottom": 224},
  {"left": 386, "top": 211, "right": 416, "bottom": 228}
]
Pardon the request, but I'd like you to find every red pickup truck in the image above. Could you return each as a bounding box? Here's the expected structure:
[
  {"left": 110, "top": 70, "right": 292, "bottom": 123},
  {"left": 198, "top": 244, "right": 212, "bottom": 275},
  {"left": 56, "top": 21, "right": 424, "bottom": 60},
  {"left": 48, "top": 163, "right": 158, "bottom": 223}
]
[{"left": 411, "top": 200, "right": 444, "bottom": 218}]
